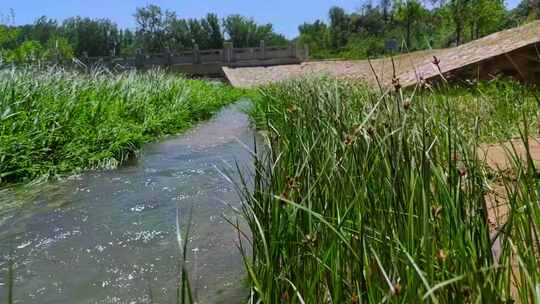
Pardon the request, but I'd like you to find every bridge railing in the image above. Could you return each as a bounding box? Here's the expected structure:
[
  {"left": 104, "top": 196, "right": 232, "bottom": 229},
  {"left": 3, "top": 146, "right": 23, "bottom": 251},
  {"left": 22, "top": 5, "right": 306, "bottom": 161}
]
[
  {"left": 0, "top": 41, "right": 309, "bottom": 76},
  {"left": 80, "top": 40, "right": 309, "bottom": 71}
]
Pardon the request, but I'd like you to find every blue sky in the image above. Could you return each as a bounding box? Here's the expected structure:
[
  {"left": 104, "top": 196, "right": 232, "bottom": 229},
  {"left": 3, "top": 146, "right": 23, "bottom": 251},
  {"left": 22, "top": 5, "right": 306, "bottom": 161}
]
[{"left": 2, "top": 0, "right": 522, "bottom": 38}]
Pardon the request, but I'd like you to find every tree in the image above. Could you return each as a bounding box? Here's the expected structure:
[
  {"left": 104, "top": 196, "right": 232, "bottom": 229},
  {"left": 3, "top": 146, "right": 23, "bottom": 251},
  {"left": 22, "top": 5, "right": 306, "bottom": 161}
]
[
  {"left": 2, "top": 5, "right": 295, "bottom": 62},
  {"left": 0, "top": 25, "right": 19, "bottom": 48},
  {"left": 30, "top": 16, "right": 58, "bottom": 44},
  {"left": 513, "top": 0, "right": 540, "bottom": 21},
  {"left": 468, "top": 0, "right": 506, "bottom": 40},
  {"left": 119, "top": 29, "right": 136, "bottom": 55},
  {"left": 395, "top": 0, "right": 427, "bottom": 49},
  {"left": 165, "top": 14, "right": 223, "bottom": 50},
  {"left": 201, "top": 14, "right": 223, "bottom": 49},
  {"left": 299, "top": 20, "right": 330, "bottom": 57},
  {"left": 134, "top": 4, "right": 175, "bottom": 52},
  {"left": 328, "top": 6, "right": 350, "bottom": 49},
  {"left": 2, "top": 36, "right": 73, "bottom": 64},
  {"left": 253, "top": 23, "right": 288, "bottom": 45},
  {"left": 0, "top": 24, "right": 20, "bottom": 63},
  {"left": 448, "top": 0, "right": 471, "bottom": 45},
  {"left": 168, "top": 18, "right": 192, "bottom": 49},
  {"left": 350, "top": 4, "right": 386, "bottom": 36},
  {"left": 1, "top": 2, "right": 523, "bottom": 63},
  {"left": 62, "top": 17, "right": 121, "bottom": 57},
  {"left": 223, "top": 15, "right": 258, "bottom": 47},
  {"left": 381, "top": 0, "right": 394, "bottom": 21},
  {"left": 134, "top": 5, "right": 227, "bottom": 52},
  {"left": 223, "top": 15, "right": 287, "bottom": 48},
  {"left": 45, "top": 36, "right": 74, "bottom": 60},
  {"left": 188, "top": 19, "right": 207, "bottom": 48},
  {"left": 5, "top": 40, "right": 42, "bottom": 62}
]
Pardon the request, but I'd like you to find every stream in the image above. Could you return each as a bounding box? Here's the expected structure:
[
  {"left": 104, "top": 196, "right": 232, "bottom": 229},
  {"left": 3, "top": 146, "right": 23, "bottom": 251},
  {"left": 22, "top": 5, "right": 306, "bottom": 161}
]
[{"left": 0, "top": 102, "right": 255, "bottom": 303}]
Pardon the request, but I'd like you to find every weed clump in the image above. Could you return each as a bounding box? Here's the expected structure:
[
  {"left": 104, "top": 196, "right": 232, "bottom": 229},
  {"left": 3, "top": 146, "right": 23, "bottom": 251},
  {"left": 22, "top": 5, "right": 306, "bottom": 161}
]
[{"left": 0, "top": 67, "right": 247, "bottom": 185}]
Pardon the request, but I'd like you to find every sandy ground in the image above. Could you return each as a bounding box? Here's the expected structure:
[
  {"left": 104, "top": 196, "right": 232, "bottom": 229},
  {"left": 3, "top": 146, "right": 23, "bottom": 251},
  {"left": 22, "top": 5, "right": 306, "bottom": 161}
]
[{"left": 223, "top": 49, "right": 444, "bottom": 88}]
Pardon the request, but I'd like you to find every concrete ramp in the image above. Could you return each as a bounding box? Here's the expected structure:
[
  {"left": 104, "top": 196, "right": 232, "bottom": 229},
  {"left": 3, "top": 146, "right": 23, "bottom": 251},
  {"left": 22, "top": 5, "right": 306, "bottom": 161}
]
[{"left": 224, "top": 21, "right": 540, "bottom": 88}]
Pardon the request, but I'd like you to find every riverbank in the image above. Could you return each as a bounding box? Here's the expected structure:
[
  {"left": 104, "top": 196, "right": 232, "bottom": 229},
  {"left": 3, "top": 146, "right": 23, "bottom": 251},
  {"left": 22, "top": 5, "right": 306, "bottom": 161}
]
[
  {"left": 243, "top": 78, "right": 540, "bottom": 303},
  {"left": 0, "top": 68, "right": 249, "bottom": 186}
]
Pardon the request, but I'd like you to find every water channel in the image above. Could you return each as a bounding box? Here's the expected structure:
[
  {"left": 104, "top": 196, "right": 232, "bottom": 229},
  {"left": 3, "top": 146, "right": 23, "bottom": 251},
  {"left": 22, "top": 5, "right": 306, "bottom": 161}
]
[{"left": 0, "top": 102, "right": 255, "bottom": 303}]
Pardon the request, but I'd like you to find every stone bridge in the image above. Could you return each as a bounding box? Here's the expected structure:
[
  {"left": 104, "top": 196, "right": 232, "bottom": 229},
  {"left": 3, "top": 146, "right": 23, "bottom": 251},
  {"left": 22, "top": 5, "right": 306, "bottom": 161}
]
[{"left": 82, "top": 41, "right": 309, "bottom": 77}]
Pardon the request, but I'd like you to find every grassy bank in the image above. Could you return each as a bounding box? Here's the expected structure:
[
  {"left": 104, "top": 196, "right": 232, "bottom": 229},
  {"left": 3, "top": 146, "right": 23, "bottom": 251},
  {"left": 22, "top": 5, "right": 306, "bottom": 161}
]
[
  {"left": 0, "top": 68, "right": 247, "bottom": 185},
  {"left": 241, "top": 78, "right": 540, "bottom": 303}
]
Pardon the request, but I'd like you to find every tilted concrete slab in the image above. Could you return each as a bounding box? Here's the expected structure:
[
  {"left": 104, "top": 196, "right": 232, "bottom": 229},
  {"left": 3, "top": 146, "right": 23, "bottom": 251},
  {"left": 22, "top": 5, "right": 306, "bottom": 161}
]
[{"left": 224, "top": 21, "right": 540, "bottom": 88}]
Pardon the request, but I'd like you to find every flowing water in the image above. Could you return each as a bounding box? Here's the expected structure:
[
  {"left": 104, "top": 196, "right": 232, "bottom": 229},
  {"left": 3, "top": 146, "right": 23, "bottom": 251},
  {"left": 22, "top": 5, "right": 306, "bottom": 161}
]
[{"left": 0, "top": 102, "right": 255, "bottom": 303}]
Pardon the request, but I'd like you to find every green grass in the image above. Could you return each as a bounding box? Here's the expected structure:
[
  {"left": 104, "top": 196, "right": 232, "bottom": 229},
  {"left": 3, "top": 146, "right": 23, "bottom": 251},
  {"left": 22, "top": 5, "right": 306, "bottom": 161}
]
[
  {"left": 239, "top": 78, "right": 540, "bottom": 303},
  {"left": 0, "top": 67, "right": 248, "bottom": 185}
]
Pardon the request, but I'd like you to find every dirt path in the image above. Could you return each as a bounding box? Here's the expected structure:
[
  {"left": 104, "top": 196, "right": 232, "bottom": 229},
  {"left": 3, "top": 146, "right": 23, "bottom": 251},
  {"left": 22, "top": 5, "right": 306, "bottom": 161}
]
[
  {"left": 480, "top": 137, "right": 540, "bottom": 172},
  {"left": 480, "top": 137, "right": 539, "bottom": 301},
  {"left": 478, "top": 138, "right": 540, "bottom": 300},
  {"left": 481, "top": 137, "right": 540, "bottom": 227}
]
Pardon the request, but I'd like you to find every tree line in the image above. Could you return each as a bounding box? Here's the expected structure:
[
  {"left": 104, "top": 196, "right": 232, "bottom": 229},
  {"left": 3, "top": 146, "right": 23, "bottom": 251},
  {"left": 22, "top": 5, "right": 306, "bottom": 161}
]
[
  {"left": 299, "top": 0, "right": 540, "bottom": 59},
  {"left": 0, "top": 4, "right": 288, "bottom": 63},
  {"left": 2, "top": 1, "right": 540, "bottom": 64}
]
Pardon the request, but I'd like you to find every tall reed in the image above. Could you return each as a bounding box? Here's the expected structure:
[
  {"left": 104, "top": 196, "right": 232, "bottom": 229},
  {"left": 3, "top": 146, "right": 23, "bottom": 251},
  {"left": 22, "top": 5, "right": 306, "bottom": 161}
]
[
  {"left": 0, "top": 67, "right": 247, "bottom": 185},
  {"left": 240, "top": 77, "right": 539, "bottom": 303}
]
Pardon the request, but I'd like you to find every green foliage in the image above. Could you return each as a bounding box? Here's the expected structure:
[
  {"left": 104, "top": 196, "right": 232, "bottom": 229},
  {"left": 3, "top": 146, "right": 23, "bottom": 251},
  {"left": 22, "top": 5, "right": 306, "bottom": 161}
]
[
  {"left": 0, "top": 68, "right": 248, "bottom": 185},
  {"left": 1, "top": 6, "right": 289, "bottom": 60},
  {"left": 134, "top": 5, "right": 175, "bottom": 53},
  {"left": 223, "top": 15, "right": 288, "bottom": 48},
  {"left": 299, "top": 0, "right": 527, "bottom": 60},
  {"left": 62, "top": 16, "right": 121, "bottom": 57},
  {"left": 25, "top": 16, "right": 58, "bottom": 44},
  {"left": 1, "top": 35, "right": 74, "bottom": 64},
  {"left": 45, "top": 36, "right": 74, "bottom": 60},
  {"left": 5, "top": 40, "right": 43, "bottom": 62},
  {"left": 469, "top": 0, "right": 507, "bottom": 38},
  {"left": 203, "top": 13, "right": 224, "bottom": 49},
  {"left": 339, "top": 36, "right": 386, "bottom": 59},
  {"left": 394, "top": 0, "right": 429, "bottom": 48},
  {"left": 298, "top": 20, "right": 330, "bottom": 58},
  {"left": 328, "top": 6, "right": 350, "bottom": 49},
  {"left": 513, "top": 0, "right": 540, "bottom": 21},
  {"left": 0, "top": 25, "right": 19, "bottom": 47},
  {"left": 243, "top": 78, "right": 540, "bottom": 303},
  {"left": 133, "top": 5, "right": 287, "bottom": 52},
  {"left": 175, "top": 14, "right": 224, "bottom": 50}
]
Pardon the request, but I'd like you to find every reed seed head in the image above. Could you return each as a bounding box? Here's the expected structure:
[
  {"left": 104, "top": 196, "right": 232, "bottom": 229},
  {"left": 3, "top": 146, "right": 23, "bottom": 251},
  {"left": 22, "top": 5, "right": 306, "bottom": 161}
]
[
  {"left": 431, "top": 205, "right": 443, "bottom": 219},
  {"left": 352, "top": 124, "right": 363, "bottom": 136},
  {"left": 403, "top": 98, "right": 412, "bottom": 110},
  {"left": 458, "top": 167, "right": 468, "bottom": 177},
  {"left": 392, "top": 77, "right": 401, "bottom": 91},
  {"left": 281, "top": 291, "right": 290, "bottom": 302},
  {"left": 393, "top": 283, "right": 402, "bottom": 296},
  {"left": 436, "top": 249, "right": 448, "bottom": 262},
  {"left": 351, "top": 292, "right": 359, "bottom": 304},
  {"left": 286, "top": 105, "right": 298, "bottom": 113},
  {"left": 344, "top": 134, "right": 356, "bottom": 146}
]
